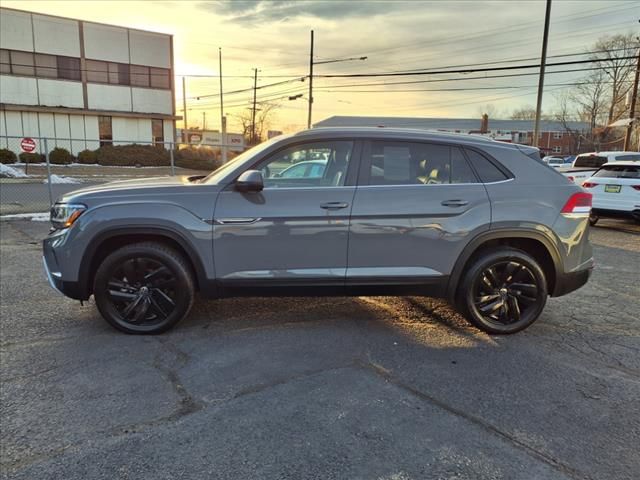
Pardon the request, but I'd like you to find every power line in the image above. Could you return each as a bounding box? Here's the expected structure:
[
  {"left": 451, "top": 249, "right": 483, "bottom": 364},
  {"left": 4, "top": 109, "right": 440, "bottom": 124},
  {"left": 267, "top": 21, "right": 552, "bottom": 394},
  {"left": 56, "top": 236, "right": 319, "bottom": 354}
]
[
  {"left": 312, "top": 56, "right": 637, "bottom": 79},
  {"left": 313, "top": 80, "right": 615, "bottom": 94}
]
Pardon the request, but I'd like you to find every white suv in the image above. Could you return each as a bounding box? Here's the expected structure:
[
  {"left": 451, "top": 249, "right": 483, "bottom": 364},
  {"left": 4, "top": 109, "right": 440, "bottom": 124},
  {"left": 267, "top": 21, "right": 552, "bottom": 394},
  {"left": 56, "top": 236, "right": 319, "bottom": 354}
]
[
  {"left": 562, "top": 151, "right": 640, "bottom": 184},
  {"left": 582, "top": 161, "right": 640, "bottom": 225}
]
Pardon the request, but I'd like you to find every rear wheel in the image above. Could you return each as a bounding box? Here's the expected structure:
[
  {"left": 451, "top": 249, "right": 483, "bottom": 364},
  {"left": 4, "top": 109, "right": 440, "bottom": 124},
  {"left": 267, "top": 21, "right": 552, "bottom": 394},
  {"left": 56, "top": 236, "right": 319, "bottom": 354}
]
[
  {"left": 458, "top": 248, "right": 547, "bottom": 334},
  {"left": 93, "top": 242, "right": 195, "bottom": 334}
]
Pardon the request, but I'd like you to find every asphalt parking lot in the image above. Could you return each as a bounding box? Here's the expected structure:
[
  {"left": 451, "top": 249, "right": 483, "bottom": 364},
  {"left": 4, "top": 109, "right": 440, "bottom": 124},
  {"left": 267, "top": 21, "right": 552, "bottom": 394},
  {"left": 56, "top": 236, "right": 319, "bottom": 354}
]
[{"left": 1, "top": 219, "right": 639, "bottom": 480}]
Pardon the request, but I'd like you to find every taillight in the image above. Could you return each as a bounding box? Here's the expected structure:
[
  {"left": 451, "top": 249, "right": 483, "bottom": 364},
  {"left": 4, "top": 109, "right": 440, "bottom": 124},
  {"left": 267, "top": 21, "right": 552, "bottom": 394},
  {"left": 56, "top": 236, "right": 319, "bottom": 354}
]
[
  {"left": 632, "top": 185, "right": 640, "bottom": 191},
  {"left": 561, "top": 192, "right": 592, "bottom": 215},
  {"left": 582, "top": 182, "right": 598, "bottom": 188}
]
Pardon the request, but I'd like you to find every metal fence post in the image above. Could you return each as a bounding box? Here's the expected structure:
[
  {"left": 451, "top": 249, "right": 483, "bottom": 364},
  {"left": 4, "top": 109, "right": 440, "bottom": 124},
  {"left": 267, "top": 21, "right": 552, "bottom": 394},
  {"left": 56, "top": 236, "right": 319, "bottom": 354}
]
[
  {"left": 44, "top": 138, "right": 54, "bottom": 208},
  {"left": 169, "top": 143, "right": 175, "bottom": 176}
]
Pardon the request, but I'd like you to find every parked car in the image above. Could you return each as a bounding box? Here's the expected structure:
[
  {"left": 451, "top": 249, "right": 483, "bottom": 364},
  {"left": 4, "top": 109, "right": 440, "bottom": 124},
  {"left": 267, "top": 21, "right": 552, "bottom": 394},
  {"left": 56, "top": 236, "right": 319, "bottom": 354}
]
[
  {"left": 542, "top": 155, "right": 565, "bottom": 164},
  {"left": 43, "top": 128, "right": 594, "bottom": 335},
  {"left": 274, "top": 159, "right": 327, "bottom": 178},
  {"left": 562, "top": 151, "right": 640, "bottom": 184},
  {"left": 582, "top": 161, "right": 640, "bottom": 225},
  {"left": 545, "top": 157, "right": 566, "bottom": 169}
]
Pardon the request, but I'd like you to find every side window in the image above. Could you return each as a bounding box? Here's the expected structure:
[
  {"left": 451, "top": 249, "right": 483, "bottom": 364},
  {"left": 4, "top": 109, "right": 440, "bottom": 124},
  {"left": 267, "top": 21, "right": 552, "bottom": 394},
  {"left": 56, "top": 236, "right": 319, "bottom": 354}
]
[
  {"left": 256, "top": 140, "right": 353, "bottom": 188},
  {"left": 367, "top": 142, "right": 476, "bottom": 185},
  {"left": 464, "top": 149, "right": 509, "bottom": 183},
  {"left": 451, "top": 147, "right": 477, "bottom": 183}
]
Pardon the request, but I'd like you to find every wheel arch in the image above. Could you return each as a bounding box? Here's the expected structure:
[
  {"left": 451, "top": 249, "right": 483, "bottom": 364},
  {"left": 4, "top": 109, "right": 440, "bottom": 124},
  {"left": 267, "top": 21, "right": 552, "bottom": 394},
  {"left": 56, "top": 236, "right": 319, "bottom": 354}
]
[
  {"left": 79, "top": 226, "right": 213, "bottom": 299},
  {"left": 447, "top": 228, "right": 562, "bottom": 302}
]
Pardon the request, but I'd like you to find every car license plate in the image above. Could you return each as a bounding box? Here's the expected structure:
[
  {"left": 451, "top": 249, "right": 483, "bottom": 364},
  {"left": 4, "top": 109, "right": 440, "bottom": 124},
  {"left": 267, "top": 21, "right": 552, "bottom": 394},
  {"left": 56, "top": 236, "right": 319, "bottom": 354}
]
[{"left": 604, "top": 185, "right": 621, "bottom": 193}]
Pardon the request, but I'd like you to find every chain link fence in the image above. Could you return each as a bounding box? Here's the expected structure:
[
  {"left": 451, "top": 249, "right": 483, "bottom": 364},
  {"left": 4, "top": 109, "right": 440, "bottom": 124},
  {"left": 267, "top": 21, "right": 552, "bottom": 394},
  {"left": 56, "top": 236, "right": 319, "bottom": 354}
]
[{"left": 0, "top": 135, "right": 242, "bottom": 215}]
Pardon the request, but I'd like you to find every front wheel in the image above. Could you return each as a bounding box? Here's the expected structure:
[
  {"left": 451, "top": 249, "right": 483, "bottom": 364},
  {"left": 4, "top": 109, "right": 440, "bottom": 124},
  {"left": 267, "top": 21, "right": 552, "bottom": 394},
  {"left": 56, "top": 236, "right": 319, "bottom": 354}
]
[
  {"left": 457, "top": 248, "right": 548, "bottom": 334},
  {"left": 93, "top": 242, "right": 195, "bottom": 334}
]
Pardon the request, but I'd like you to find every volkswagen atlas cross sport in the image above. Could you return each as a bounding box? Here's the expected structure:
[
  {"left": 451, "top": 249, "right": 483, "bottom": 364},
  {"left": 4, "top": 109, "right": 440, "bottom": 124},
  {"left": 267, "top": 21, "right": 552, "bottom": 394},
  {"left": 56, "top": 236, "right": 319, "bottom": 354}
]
[{"left": 43, "top": 128, "right": 594, "bottom": 335}]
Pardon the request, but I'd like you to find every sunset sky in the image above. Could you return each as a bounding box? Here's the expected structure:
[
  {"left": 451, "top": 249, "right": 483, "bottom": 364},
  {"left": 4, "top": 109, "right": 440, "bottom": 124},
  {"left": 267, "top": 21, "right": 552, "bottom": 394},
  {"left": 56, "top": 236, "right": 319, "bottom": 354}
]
[{"left": 3, "top": 0, "right": 638, "bottom": 133}]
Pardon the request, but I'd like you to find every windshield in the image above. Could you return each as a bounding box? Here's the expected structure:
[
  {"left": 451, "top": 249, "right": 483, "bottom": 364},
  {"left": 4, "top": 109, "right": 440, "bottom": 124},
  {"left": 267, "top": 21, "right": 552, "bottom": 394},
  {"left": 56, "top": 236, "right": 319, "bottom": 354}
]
[
  {"left": 201, "top": 135, "right": 290, "bottom": 184},
  {"left": 593, "top": 165, "right": 640, "bottom": 179},
  {"left": 574, "top": 155, "right": 607, "bottom": 168}
]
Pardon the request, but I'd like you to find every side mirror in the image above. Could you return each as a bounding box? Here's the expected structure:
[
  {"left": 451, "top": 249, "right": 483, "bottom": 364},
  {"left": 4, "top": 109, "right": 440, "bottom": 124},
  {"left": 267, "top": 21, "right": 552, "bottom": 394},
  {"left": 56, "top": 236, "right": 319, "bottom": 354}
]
[{"left": 235, "top": 170, "right": 264, "bottom": 193}]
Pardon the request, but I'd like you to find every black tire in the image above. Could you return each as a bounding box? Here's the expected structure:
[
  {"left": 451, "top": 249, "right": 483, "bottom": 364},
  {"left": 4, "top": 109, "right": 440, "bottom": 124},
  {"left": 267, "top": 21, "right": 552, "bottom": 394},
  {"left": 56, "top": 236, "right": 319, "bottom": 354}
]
[
  {"left": 93, "top": 242, "right": 195, "bottom": 334},
  {"left": 589, "top": 214, "right": 599, "bottom": 226},
  {"left": 457, "top": 247, "right": 548, "bottom": 334}
]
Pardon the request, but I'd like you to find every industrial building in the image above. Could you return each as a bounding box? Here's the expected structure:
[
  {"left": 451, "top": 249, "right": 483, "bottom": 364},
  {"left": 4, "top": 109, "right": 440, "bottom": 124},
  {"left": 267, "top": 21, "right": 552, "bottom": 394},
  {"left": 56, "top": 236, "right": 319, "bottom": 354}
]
[{"left": 0, "top": 7, "right": 178, "bottom": 154}]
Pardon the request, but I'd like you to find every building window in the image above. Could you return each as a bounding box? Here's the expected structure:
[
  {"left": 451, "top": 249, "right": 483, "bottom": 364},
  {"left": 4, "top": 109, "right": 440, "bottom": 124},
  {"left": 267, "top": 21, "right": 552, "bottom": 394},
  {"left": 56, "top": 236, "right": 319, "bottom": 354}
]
[
  {"left": 150, "top": 67, "right": 170, "bottom": 89},
  {"left": 57, "top": 56, "right": 81, "bottom": 81},
  {"left": 110, "top": 62, "right": 130, "bottom": 86},
  {"left": 553, "top": 132, "right": 563, "bottom": 139},
  {"left": 552, "top": 146, "right": 561, "bottom": 153},
  {"left": 99, "top": 116, "right": 113, "bottom": 147},
  {"left": 130, "top": 65, "right": 150, "bottom": 87},
  {"left": 35, "top": 53, "right": 57, "bottom": 78},
  {"left": 10, "top": 50, "right": 35, "bottom": 76},
  {"left": 152, "top": 119, "right": 164, "bottom": 145},
  {"left": 1, "top": 49, "right": 12, "bottom": 74},
  {"left": 86, "top": 59, "right": 108, "bottom": 83}
]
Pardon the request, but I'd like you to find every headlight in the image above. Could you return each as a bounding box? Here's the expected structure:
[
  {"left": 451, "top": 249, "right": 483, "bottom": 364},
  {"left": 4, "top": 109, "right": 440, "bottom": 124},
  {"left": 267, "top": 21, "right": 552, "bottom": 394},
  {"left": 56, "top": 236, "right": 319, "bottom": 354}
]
[{"left": 50, "top": 203, "right": 86, "bottom": 230}]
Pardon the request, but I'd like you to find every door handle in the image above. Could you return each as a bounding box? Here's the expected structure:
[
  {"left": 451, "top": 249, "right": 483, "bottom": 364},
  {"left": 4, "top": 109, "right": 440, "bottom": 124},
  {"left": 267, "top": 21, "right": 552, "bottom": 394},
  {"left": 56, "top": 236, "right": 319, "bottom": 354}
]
[
  {"left": 441, "top": 199, "right": 469, "bottom": 207},
  {"left": 320, "top": 202, "right": 349, "bottom": 210}
]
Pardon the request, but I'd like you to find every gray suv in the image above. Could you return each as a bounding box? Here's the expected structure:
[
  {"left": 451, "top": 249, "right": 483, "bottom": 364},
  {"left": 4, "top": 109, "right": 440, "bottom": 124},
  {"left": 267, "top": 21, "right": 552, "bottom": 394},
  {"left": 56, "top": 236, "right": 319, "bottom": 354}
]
[{"left": 43, "top": 128, "right": 594, "bottom": 334}]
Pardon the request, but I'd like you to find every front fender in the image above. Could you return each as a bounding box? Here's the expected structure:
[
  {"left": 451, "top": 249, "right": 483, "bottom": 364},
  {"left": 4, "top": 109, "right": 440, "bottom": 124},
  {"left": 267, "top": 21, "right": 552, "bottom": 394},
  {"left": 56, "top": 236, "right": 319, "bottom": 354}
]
[{"left": 54, "top": 202, "right": 214, "bottom": 296}]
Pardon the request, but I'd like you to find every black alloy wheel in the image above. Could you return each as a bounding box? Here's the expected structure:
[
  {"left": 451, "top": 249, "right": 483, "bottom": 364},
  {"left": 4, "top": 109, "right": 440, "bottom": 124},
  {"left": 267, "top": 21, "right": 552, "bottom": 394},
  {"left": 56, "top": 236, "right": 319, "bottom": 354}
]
[
  {"left": 94, "top": 242, "right": 195, "bottom": 334},
  {"left": 107, "top": 257, "right": 177, "bottom": 325},
  {"left": 459, "top": 248, "right": 547, "bottom": 334}
]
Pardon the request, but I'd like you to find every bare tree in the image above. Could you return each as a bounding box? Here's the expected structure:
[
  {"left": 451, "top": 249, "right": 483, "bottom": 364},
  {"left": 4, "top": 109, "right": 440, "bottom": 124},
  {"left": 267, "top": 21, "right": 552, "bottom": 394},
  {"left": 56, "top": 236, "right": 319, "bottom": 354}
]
[
  {"left": 237, "top": 103, "right": 280, "bottom": 145},
  {"left": 475, "top": 104, "right": 501, "bottom": 119},
  {"left": 590, "top": 34, "right": 639, "bottom": 124},
  {"left": 553, "top": 92, "right": 584, "bottom": 153},
  {"left": 510, "top": 105, "right": 538, "bottom": 120}
]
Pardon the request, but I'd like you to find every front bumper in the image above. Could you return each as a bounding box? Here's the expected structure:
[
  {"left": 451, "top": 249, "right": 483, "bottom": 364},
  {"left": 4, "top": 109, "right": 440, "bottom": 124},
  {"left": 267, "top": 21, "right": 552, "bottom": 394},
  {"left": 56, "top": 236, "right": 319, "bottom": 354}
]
[
  {"left": 43, "top": 237, "right": 87, "bottom": 300},
  {"left": 43, "top": 255, "right": 63, "bottom": 295}
]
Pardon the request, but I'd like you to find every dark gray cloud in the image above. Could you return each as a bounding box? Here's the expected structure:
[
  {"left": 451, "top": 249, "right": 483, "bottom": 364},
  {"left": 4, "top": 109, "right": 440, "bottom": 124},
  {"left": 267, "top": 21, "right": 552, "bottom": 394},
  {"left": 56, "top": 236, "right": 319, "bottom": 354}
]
[{"left": 198, "top": 0, "right": 412, "bottom": 24}]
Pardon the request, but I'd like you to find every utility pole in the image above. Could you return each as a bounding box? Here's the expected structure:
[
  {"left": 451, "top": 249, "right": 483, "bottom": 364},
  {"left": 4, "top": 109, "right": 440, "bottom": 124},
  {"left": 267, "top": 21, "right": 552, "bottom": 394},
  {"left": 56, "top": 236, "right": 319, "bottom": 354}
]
[
  {"left": 533, "top": 0, "right": 552, "bottom": 148},
  {"left": 182, "top": 76, "right": 188, "bottom": 142},
  {"left": 623, "top": 48, "right": 640, "bottom": 151},
  {"left": 202, "top": 111, "right": 206, "bottom": 131},
  {"left": 307, "top": 30, "right": 314, "bottom": 129},
  {"left": 251, "top": 67, "right": 258, "bottom": 145},
  {"left": 219, "top": 47, "right": 227, "bottom": 162}
]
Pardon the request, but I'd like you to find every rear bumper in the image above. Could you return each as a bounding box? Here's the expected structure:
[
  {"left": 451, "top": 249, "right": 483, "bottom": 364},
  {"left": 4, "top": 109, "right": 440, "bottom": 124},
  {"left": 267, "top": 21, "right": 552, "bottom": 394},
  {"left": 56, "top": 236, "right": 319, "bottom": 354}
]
[
  {"left": 592, "top": 208, "right": 640, "bottom": 221},
  {"left": 552, "top": 263, "right": 593, "bottom": 297}
]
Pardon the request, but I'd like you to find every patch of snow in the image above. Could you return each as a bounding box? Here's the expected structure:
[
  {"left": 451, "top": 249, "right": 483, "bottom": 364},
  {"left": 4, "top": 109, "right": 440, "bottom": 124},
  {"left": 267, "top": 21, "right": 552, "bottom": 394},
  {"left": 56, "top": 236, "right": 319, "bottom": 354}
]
[
  {"left": 0, "top": 163, "right": 29, "bottom": 178},
  {"left": 0, "top": 212, "right": 50, "bottom": 222},
  {"left": 45, "top": 174, "right": 81, "bottom": 184}
]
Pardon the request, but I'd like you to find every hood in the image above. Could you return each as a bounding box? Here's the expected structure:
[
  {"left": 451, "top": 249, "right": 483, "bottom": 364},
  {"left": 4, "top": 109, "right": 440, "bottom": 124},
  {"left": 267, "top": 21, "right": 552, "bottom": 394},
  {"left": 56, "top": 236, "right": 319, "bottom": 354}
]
[{"left": 57, "top": 175, "right": 208, "bottom": 204}]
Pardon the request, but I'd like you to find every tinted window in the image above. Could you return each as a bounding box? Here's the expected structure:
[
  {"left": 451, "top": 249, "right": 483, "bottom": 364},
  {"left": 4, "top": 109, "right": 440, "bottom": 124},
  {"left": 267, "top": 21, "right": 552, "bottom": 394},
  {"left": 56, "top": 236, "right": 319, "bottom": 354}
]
[
  {"left": 574, "top": 155, "right": 607, "bottom": 168},
  {"left": 367, "top": 142, "right": 475, "bottom": 185},
  {"left": 464, "top": 149, "right": 509, "bottom": 183},
  {"left": 57, "top": 56, "right": 80, "bottom": 81},
  {"left": 257, "top": 141, "right": 353, "bottom": 188},
  {"left": 593, "top": 165, "right": 639, "bottom": 179},
  {"left": 615, "top": 154, "right": 640, "bottom": 161}
]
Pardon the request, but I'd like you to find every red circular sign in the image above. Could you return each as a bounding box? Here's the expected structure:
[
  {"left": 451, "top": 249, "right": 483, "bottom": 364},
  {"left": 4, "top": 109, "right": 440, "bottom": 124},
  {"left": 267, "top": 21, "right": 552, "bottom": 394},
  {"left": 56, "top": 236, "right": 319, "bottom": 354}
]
[{"left": 20, "top": 137, "right": 37, "bottom": 153}]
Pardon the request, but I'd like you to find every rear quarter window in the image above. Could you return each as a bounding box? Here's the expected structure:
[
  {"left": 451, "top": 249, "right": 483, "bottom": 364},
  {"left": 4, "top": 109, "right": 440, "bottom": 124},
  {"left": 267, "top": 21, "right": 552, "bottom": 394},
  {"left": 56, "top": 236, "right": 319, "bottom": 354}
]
[
  {"left": 593, "top": 165, "right": 640, "bottom": 179},
  {"left": 574, "top": 155, "right": 607, "bottom": 168},
  {"left": 614, "top": 154, "right": 640, "bottom": 161},
  {"left": 464, "top": 149, "right": 509, "bottom": 183}
]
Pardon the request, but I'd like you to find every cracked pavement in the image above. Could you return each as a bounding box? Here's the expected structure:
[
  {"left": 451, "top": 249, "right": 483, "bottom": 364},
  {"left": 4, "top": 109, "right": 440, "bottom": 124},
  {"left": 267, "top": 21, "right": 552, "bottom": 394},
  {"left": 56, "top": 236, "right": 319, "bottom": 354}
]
[{"left": 1, "top": 219, "right": 639, "bottom": 479}]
